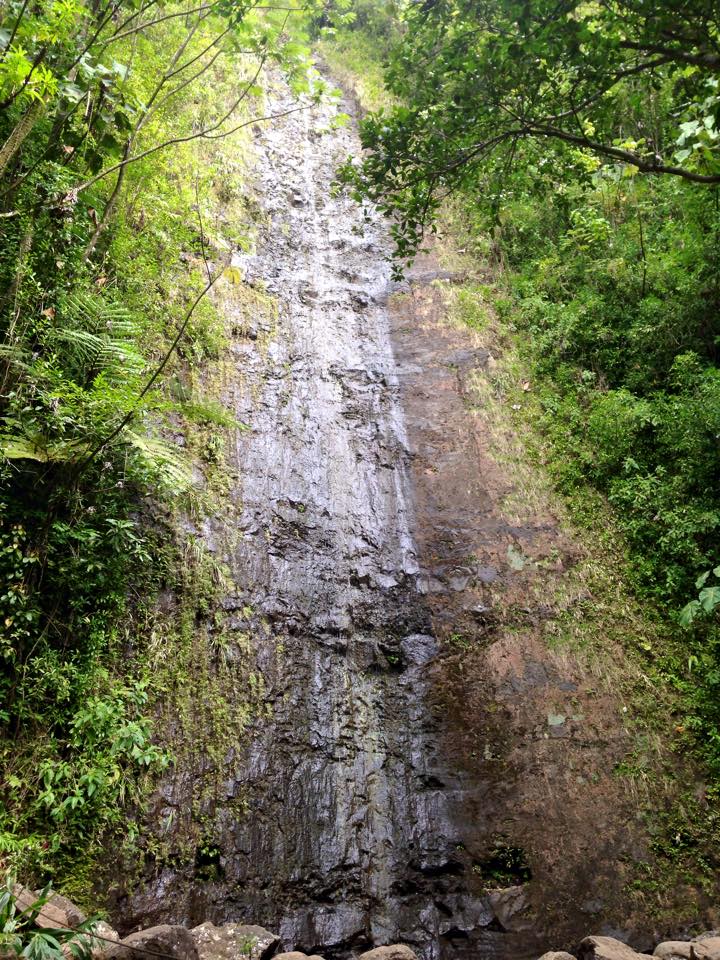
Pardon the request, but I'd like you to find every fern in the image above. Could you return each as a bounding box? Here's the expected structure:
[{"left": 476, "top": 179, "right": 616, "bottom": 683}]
[
  {"left": 0, "top": 435, "right": 89, "bottom": 462},
  {"left": 0, "top": 343, "right": 35, "bottom": 375},
  {"left": 125, "top": 431, "right": 194, "bottom": 493},
  {"left": 47, "top": 293, "right": 145, "bottom": 382}
]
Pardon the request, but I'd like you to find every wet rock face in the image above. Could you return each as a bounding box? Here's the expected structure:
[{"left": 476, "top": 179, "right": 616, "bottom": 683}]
[{"left": 121, "top": 75, "right": 520, "bottom": 960}]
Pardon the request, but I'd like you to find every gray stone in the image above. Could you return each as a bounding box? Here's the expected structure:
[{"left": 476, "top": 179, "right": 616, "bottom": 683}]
[
  {"left": 538, "top": 953, "right": 576, "bottom": 960},
  {"left": 45, "top": 893, "right": 87, "bottom": 929},
  {"left": 274, "top": 954, "right": 325, "bottom": 960},
  {"left": 692, "top": 940, "right": 720, "bottom": 960},
  {"left": 578, "top": 937, "right": 649, "bottom": 960},
  {"left": 191, "top": 923, "right": 279, "bottom": 960},
  {"left": 89, "top": 922, "right": 121, "bottom": 960},
  {"left": 487, "top": 885, "right": 531, "bottom": 932},
  {"left": 654, "top": 941, "right": 720, "bottom": 960},
  {"left": 13, "top": 885, "right": 86, "bottom": 931},
  {"left": 110, "top": 925, "right": 199, "bottom": 960},
  {"left": 357, "top": 948, "right": 418, "bottom": 960},
  {"left": 653, "top": 943, "right": 694, "bottom": 960},
  {"left": 61, "top": 921, "right": 119, "bottom": 960}
]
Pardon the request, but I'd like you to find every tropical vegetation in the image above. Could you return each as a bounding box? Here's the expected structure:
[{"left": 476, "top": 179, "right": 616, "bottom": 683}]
[{"left": 0, "top": 0, "right": 324, "bottom": 881}]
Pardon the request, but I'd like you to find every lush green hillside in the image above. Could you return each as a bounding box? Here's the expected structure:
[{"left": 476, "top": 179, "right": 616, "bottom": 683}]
[{"left": 0, "top": 0, "right": 322, "bottom": 886}]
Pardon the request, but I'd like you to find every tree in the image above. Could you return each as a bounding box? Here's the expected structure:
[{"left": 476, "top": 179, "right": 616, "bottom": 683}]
[{"left": 341, "top": 0, "right": 720, "bottom": 264}]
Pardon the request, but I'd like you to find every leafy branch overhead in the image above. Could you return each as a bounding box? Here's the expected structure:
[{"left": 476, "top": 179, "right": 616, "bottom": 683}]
[{"left": 339, "top": 0, "right": 720, "bottom": 265}]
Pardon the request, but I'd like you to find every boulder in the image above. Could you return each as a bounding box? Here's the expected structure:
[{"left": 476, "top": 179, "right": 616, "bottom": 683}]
[
  {"left": 46, "top": 894, "right": 87, "bottom": 929},
  {"left": 109, "top": 925, "right": 199, "bottom": 960},
  {"left": 538, "top": 953, "right": 576, "bottom": 960},
  {"left": 61, "top": 921, "right": 120, "bottom": 960},
  {"left": 357, "top": 947, "right": 418, "bottom": 960},
  {"left": 653, "top": 943, "right": 694, "bottom": 960},
  {"left": 578, "top": 937, "right": 650, "bottom": 960},
  {"left": 487, "top": 885, "right": 531, "bottom": 932},
  {"left": 13, "top": 885, "right": 86, "bottom": 930},
  {"left": 694, "top": 941, "right": 720, "bottom": 960},
  {"left": 191, "top": 922, "right": 280, "bottom": 960},
  {"left": 274, "top": 954, "right": 325, "bottom": 960},
  {"left": 654, "top": 941, "right": 720, "bottom": 960},
  {"left": 89, "top": 921, "right": 121, "bottom": 959}
]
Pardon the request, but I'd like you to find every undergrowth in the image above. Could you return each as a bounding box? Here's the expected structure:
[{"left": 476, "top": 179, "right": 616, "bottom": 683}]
[{"left": 0, "top": 0, "right": 306, "bottom": 888}]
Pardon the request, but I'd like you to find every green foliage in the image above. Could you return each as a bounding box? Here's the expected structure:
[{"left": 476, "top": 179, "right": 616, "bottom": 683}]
[
  {"left": 340, "top": 0, "right": 720, "bottom": 269},
  {"left": 0, "top": 877, "right": 96, "bottom": 960},
  {"left": 0, "top": 0, "right": 324, "bottom": 886},
  {"left": 681, "top": 568, "right": 720, "bottom": 626}
]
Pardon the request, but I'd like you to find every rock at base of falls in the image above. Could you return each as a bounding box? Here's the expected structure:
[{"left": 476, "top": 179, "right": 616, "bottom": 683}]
[
  {"left": 653, "top": 939, "right": 720, "bottom": 960},
  {"left": 274, "top": 952, "right": 327, "bottom": 960},
  {"left": 108, "top": 925, "right": 200, "bottom": 960},
  {"left": 578, "top": 938, "right": 656, "bottom": 960},
  {"left": 192, "top": 922, "right": 281, "bottom": 960},
  {"left": 357, "top": 947, "right": 419, "bottom": 960}
]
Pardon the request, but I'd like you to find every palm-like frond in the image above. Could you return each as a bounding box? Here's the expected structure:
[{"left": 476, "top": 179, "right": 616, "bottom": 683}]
[
  {"left": 47, "top": 293, "right": 145, "bottom": 381},
  {"left": 0, "top": 435, "right": 89, "bottom": 462},
  {"left": 125, "top": 431, "right": 194, "bottom": 493},
  {"left": 0, "top": 343, "right": 35, "bottom": 375}
]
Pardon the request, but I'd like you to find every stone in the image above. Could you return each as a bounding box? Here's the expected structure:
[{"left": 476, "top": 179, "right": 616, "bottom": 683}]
[
  {"left": 46, "top": 894, "right": 87, "bottom": 929},
  {"left": 191, "top": 922, "right": 280, "bottom": 960},
  {"left": 274, "top": 954, "right": 325, "bottom": 960},
  {"left": 89, "top": 922, "right": 121, "bottom": 959},
  {"left": 61, "top": 921, "right": 120, "bottom": 960},
  {"left": 653, "top": 943, "right": 694, "bottom": 960},
  {"left": 109, "top": 925, "right": 200, "bottom": 960},
  {"left": 692, "top": 940, "right": 720, "bottom": 960},
  {"left": 12, "top": 885, "right": 86, "bottom": 930},
  {"left": 487, "top": 885, "right": 531, "bottom": 932},
  {"left": 654, "top": 941, "right": 720, "bottom": 960},
  {"left": 538, "top": 953, "right": 577, "bottom": 960},
  {"left": 357, "top": 947, "right": 419, "bottom": 960},
  {"left": 578, "top": 937, "right": 649, "bottom": 960}
]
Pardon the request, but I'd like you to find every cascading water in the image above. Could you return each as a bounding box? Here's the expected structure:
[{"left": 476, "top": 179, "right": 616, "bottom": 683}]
[{"left": 123, "top": 71, "right": 535, "bottom": 960}]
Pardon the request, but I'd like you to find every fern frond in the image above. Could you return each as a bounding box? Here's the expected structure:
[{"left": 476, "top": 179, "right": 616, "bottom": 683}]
[
  {"left": 49, "top": 293, "right": 146, "bottom": 381},
  {"left": 99, "top": 341, "right": 144, "bottom": 373},
  {"left": 0, "top": 343, "right": 35, "bottom": 374},
  {"left": 125, "top": 431, "right": 194, "bottom": 493},
  {"left": 0, "top": 435, "right": 89, "bottom": 462}
]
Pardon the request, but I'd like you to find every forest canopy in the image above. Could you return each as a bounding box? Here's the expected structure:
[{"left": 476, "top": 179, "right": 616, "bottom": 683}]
[{"left": 340, "top": 0, "right": 720, "bottom": 260}]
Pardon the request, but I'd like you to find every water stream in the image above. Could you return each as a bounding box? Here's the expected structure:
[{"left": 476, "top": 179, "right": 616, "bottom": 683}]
[{"left": 125, "top": 71, "right": 511, "bottom": 960}]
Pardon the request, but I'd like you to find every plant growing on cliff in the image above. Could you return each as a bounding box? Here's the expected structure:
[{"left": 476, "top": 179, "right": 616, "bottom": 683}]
[{"left": 0, "top": 0, "right": 329, "bottom": 882}]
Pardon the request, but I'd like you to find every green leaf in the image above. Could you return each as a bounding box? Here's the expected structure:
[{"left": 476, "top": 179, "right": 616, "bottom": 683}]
[
  {"left": 698, "top": 586, "right": 720, "bottom": 614},
  {"left": 679, "top": 600, "right": 701, "bottom": 627}
]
